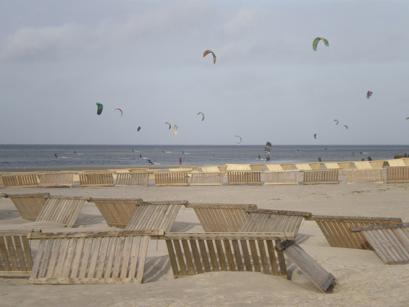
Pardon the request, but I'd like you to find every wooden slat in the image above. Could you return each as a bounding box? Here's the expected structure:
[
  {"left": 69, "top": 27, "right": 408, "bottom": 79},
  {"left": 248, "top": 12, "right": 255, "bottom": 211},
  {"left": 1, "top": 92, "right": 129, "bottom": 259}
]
[
  {"left": 154, "top": 172, "right": 189, "bottom": 186},
  {"left": 189, "top": 172, "right": 224, "bottom": 186},
  {"left": 91, "top": 198, "right": 144, "bottom": 228},
  {"left": 386, "top": 166, "right": 409, "bottom": 183},
  {"left": 262, "top": 171, "right": 299, "bottom": 185},
  {"left": 115, "top": 172, "right": 150, "bottom": 186},
  {"left": 29, "top": 233, "right": 150, "bottom": 284},
  {"left": 38, "top": 173, "right": 74, "bottom": 187},
  {"left": 36, "top": 197, "right": 86, "bottom": 227},
  {"left": 311, "top": 215, "right": 402, "bottom": 249},
  {"left": 188, "top": 203, "right": 257, "bottom": 232},
  {"left": 8, "top": 193, "right": 50, "bottom": 221},
  {"left": 0, "top": 233, "right": 32, "bottom": 277},
  {"left": 227, "top": 171, "right": 262, "bottom": 185},
  {"left": 302, "top": 169, "right": 339, "bottom": 185},
  {"left": 79, "top": 172, "right": 114, "bottom": 186},
  {"left": 1, "top": 173, "right": 39, "bottom": 187}
]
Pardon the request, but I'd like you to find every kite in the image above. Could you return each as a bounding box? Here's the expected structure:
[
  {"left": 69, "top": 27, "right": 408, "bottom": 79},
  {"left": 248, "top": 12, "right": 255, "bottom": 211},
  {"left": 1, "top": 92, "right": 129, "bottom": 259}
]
[
  {"left": 203, "top": 49, "right": 216, "bottom": 64},
  {"left": 343, "top": 125, "right": 349, "bottom": 130},
  {"left": 197, "top": 112, "right": 205, "bottom": 121},
  {"left": 313, "top": 133, "right": 317, "bottom": 139},
  {"left": 366, "top": 91, "right": 373, "bottom": 99},
  {"left": 165, "top": 122, "right": 172, "bottom": 130},
  {"left": 406, "top": 117, "right": 409, "bottom": 120},
  {"left": 114, "top": 108, "right": 123, "bottom": 117},
  {"left": 312, "top": 37, "right": 329, "bottom": 51},
  {"left": 137, "top": 126, "right": 141, "bottom": 132},
  {"left": 234, "top": 135, "right": 242, "bottom": 144},
  {"left": 334, "top": 119, "right": 339, "bottom": 125},
  {"left": 96, "top": 102, "right": 103, "bottom": 115},
  {"left": 171, "top": 124, "right": 178, "bottom": 136}
]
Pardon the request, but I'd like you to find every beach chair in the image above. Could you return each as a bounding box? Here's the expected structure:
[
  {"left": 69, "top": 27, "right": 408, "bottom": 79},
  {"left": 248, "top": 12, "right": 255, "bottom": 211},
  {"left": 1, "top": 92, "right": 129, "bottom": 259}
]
[
  {"left": 164, "top": 232, "right": 335, "bottom": 293},
  {"left": 352, "top": 223, "right": 409, "bottom": 264},
  {"left": 240, "top": 209, "right": 312, "bottom": 236},
  {"left": 310, "top": 215, "right": 402, "bottom": 249},
  {"left": 79, "top": 171, "right": 115, "bottom": 186},
  {"left": 226, "top": 164, "right": 262, "bottom": 185},
  {"left": 302, "top": 169, "right": 339, "bottom": 185},
  {"left": 0, "top": 230, "right": 32, "bottom": 277},
  {"left": 386, "top": 165, "right": 409, "bottom": 183},
  {"left": 7, "top": 193, "right": 50, "bottom": 221},
  {"left": 90, "top": 197, "right": 144, "bottom": 228},
  {"left": 340, "top": 161, "right": 384, "bottom": 183},
  {"left": 28, "top": 230, "right": 161, "bottom": 284},
  {"left": 38, "top": 172, "right": 75, "bottom": 187},
  {"left": 189, "top": 166, "right": 224, "bottom": 186},
  {"left": 35, "top": 196, "right": 87, "bottom": 227},
  {"left": 154, "top": 169, "right": 191, "bottom": 186},
  {"left": 187, "top": 203, "right": 257, "bottom": 232},
  {"left": 262, "top": 164, "right": 300, "bottom": 185},
  {"left": 115, "top": 169, "right": 150, "bottom": 186},
  {"left": 126, "top": 201, "right": 187, "bottom": 232},
  {"left": 1, "top": 173, "right": 39, "bottom": 187}
]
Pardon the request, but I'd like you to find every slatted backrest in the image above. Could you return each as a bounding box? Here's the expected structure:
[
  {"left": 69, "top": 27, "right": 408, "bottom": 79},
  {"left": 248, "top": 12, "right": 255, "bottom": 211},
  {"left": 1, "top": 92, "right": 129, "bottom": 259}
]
[
  {"left": 0, "top": 231, "right": 32, "bottom": 277},
  {"left": 164, "top": 233, "right": 289, "bottom": 278},
  {"left": 91, "top": 198, "right": 144, "bottom": 228},
  {"left": 352, "top": 223, "right": 409, "bottom": 264},
  {"left": 126, "top": 201, "right": 186, "bottom": 232},
  {"left": 115, "top": 172, "right": 150, "bottom": 186},
  {"left": 302, "top": 169, "right": 339, "bottom": 185},
  {"left": 36, "top": 197, "right": 87, "bottom": 227},
  {"left": 2, "top": 173, "right": 39, "bottom": 187},
  {"left": 28, "top": 230, "right": 158, "bottom": 284},
  {"left": 189, "top": 172, "right": 224, "bottom": 185},
  {"left": 262, "top": 171, "right": 300, "bottom": 185},
  {"left": 311, "top": 215, "right": 402, "bottom": 249},
  {"left": 154, "top": 172, "right": 189, "bottom": 186},
  {"left": 386, "top": 166, "right": 409, "bottom": 183},
  {"left": 0, "top": 177, "right": 4, "bottom": 187},
  {"left": 79, "top": 172, "right": 114, "bottom": 186},
  {"left": 8, "top": 193, "right": 50, "bottom": 221},
  {"left": 227, "top": 171, "right": 262, "bottom": 185},
  {"left": 240, "top": 209, "right": 311, "bottom": 236},
  {"left": 38, "top": 173, "right": 75, "bottom": 187},
  {"left": 187, "top": 203, "right": 258, "bottom": 232}
]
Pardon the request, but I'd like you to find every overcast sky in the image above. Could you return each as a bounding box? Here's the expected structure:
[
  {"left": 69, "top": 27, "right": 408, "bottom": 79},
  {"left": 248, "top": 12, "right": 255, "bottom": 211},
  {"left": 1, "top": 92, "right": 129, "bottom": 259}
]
[{"left": 0, "top": 0, "right": 408, "bottom": 145}]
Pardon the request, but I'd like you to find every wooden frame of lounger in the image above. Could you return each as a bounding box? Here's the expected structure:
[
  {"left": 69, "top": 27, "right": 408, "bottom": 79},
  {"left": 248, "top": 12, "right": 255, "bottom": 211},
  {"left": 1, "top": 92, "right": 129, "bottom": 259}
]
[
  {"left": 310, "top": 215, "right": 403, "bottom": 249},
  {"left": 262, "top": 164, "right": 300, "bottom": 185},
  {"left": 28, "top": 230, "right": 162, "bottom": 284},
  {"left": 90, "top": 197, "right": 144, "bottom": 228},
  {"left": 352, "top": 223, "right": 409, "bottom": 264},
  {"left": 0, "top": 230, "right": 32, "bottom": 277},
  {"left": 189, "top": 166, "right": 224, "bottom": 186},
  {"left": 225, "top": 164, "right": 262, "bottom": 185},
  {"left": 186, "top": 203, "right": 258, "bottom": 232},
  {"left": 154, "top": 170, "right": 190, "bottom": 186},
  {"left": 386, "top": 166, "right": 409, "bottom": 183},
  {"left": 126, "top": 201, "right": 187, "bottom": 232},
  {"left": 79, "top": 171, "right": 115, "bottom": 186},
  {"left": 302, "top": 169, "right": 339, "bottom": 185},
  {"left": 240, "top": 209, "right": 312, "bottom": 236},
  {"left": 38, "top": 172, "right": 75, "bottom": 187},
  {"left": 1, "top": 173, "right": 39, "bottom": 187},
  {"left": 115, "top": 170, "right": 150, "bottom": 186},
  {"left": 6, "top": 193, "right": 50, "bottom": 221}
]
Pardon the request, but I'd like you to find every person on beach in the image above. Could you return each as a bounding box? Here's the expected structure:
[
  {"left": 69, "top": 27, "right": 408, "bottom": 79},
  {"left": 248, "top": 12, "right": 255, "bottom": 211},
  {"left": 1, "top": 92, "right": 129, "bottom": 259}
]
[{"left": 179, "top": 157, "right": 182, "bottom": 165}]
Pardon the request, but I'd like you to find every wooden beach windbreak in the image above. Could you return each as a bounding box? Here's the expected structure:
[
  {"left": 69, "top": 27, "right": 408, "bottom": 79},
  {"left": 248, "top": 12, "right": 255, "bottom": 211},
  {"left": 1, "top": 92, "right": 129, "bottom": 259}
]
[
  {"left": 36, "top": 196, "right": 87, "bottom": 227},
  {"left": 187, "top": 203, "right": 258, "bottom": 232},
  {"left": 352, "top": 223, "right": 409, "bottom": 264},
  {"left": 263, "top": 164, "right": 300, "bottom": 185},
  {"left": 38, "top": 172, "right": 74, "bottom": 187},
  {"left": 79, "top": 171, "right": 115, "bottom": 186},
  {"left": 115, "top": 170, "right": 150, "bottom": 186},
  {"left": 7, "top": 193, "right": 50, "bottom": 221},
  {"left": 386, "top": 166, "right": 409, "bottom": 183},
  {"left": 189, "top": 166, "right": 224, "bottom": 186},
  {"left": 302, "top": 169, "right": 339, "bottom": 185},
  {"left": 0, "top": 231, "right": 32, "bottom": 277},
  {"left": 28, "top": 230, "right": 161, "bottom": 284},
  {"left": 1, "top": 173, "right": 39, "bottom": 187},
  {"left": 154, "top": 170, "right": 190, "bottom": 186},
  {"left": 126, "top": 201, "right": 187, "bottom": 232},
  {"left": 240, "top": 209, "right": 312, "bottom": 236},
  {"left": 90, "top": 198, "right": 144, "bottom": 228},
  {"left": 226, "top": 164, "right": 262, "bottom": 185},
  {"left": 310, "top": 215, "right": 403, "bottom": 249}
]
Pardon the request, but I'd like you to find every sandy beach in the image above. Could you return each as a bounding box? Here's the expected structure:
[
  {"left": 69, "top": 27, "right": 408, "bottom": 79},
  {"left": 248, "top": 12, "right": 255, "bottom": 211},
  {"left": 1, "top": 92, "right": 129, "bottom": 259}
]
[{"left": 0, "top": 182, "right": 408, "bottom": 306}]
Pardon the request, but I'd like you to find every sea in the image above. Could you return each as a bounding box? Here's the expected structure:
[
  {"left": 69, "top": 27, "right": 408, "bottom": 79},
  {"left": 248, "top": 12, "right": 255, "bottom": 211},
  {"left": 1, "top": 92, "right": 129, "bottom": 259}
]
[{"left": 0, "top": 145, "right": 408, "bottom": 171}]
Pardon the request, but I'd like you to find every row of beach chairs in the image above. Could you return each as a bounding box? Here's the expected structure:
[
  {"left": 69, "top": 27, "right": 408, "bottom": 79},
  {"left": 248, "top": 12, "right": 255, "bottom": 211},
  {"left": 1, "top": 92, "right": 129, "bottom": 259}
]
[
  {"left": 1, "top": 193, "right": 408, "bottom": 291},
  {"left": 1, "top": 159, "right": 409, "bottom": 188}
]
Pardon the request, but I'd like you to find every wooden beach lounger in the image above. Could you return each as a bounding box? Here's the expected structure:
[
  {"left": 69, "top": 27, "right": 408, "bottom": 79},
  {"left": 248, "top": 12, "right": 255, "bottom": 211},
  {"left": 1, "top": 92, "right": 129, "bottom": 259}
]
[
  {"left": 90, "top": 197, "right": 144, "bottom": 228},
  {"left": 1, "top": 173, "right": 39, "bottom": 187},
  {"left": 126, "top": 201, "right": 187, "bottom": 232},
  {"left": 79, "top": 171, "right": 115, "bottom": 186},
  {"left": 6, "top": 193, "right": 50, "bottom": 221},
  {"left": 189, "top": 166, "right": 224, "bottom": 186},
  {"left": 115, "top": 170, "right": 150, "bottom": 186},
  {"left": 164, "top": 232, "right": 335, "bottom": 293},
  {"left": 341, "top": 162, "right": 384, "bottom": 183},
  {"left": 28, "top": 230, "right": 161, "bottom": 284},
  {"left": 154, "top": 169, "right": 190, "bottom": 186},
  {"left": 310, "top": 215, "right": 402, "bottom": 249},
  {"left": 386, "top": 166, "right": 409, "bottom": 183},
  {"left": 262, "top": 164, "right": 300, "bottom": 185},
  {"left": 302, "top": 169, "right": 339, "bottom": 185},
  {"left": 0, "top": 230, "right": 32, "bottom": 277},
  {"left": 38, "top": 172, "right": 75, "bottom": 187},
  {"left": 187, "top": 203, "right": 258, "bottom": 232},
  {"left": 226, "top": 164, "right": 262, "bottom": 185},
  {"left": 352, "top": 223, "right": 409, "bottom": 264}
]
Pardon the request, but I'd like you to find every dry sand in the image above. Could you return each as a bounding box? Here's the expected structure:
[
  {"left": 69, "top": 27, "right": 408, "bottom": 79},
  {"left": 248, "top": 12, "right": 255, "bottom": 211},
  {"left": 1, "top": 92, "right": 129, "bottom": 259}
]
[{"left": 1, "top": 182, "right": 409, "bottom": 306}]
